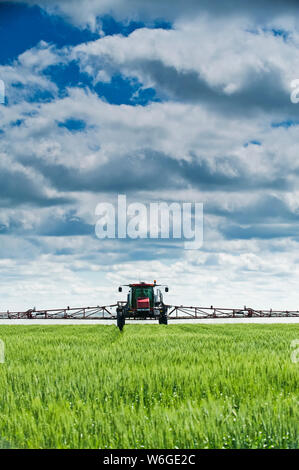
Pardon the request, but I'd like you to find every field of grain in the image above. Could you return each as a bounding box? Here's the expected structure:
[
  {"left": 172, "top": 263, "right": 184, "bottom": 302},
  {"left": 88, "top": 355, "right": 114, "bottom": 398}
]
[{"left": 0, "top": 324, "right": 298, "bottom": 449}]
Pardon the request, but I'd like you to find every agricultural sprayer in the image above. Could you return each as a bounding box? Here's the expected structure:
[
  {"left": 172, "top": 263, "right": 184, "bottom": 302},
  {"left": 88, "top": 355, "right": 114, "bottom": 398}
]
[
  {"left": 116, "top": 281, "right": 169, "bottom": 330},
  {"left": 1, "top": 279, "right": 299, "bottom": 329}
]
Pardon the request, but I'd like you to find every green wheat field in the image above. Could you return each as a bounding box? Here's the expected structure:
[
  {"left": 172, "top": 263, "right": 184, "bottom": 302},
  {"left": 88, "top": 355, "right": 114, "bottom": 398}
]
[{"left": 0, "top": 324, "right": 298, "bottom": 449}]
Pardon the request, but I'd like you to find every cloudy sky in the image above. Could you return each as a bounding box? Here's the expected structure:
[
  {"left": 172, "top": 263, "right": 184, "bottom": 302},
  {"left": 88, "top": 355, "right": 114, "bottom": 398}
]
[{"left": 0, "top": 0, "right": 299, "bottom": 311}]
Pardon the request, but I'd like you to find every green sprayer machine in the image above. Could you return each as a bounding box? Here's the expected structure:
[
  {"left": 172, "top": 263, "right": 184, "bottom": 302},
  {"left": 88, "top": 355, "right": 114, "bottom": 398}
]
[{"left": 116, "top": 281, "right": 169, "bottom": 330}]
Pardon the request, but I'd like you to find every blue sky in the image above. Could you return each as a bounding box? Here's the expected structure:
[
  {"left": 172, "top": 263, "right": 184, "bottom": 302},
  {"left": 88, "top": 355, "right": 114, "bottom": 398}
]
[{"left": 0, "top": 0, "right": 299, "bottom": 310}]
